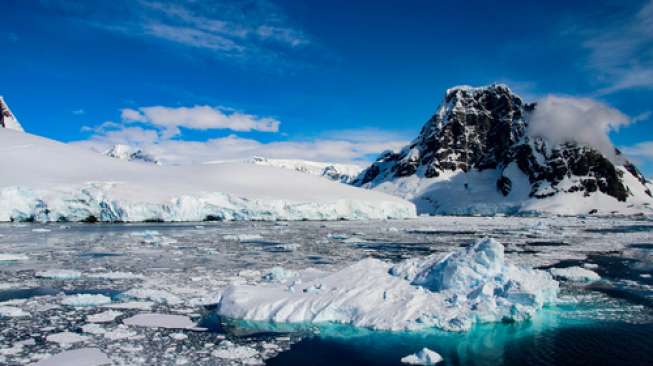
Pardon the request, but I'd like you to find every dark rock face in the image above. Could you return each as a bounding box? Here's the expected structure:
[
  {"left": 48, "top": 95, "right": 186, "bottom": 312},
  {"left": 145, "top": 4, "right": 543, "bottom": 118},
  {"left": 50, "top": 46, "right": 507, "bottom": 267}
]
[{"left": 353, "top": 84, "right": 650, "bottom": 203}]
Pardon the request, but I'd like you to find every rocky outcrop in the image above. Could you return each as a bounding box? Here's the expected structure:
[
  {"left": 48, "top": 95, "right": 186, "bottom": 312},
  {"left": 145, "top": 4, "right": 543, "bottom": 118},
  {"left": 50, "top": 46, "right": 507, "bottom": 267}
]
[
  {"left": 0, "top": 97, "right": 24, "bottom": 132},
  {"left": 104, "top": 144, "right": 160, "bottom": 165}
]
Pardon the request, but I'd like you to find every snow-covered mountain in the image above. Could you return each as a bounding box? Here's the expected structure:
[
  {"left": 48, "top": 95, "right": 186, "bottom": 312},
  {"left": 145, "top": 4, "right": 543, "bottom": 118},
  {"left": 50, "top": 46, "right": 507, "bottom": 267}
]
[
  {"left": 0, "top": 97, "right": 24, "bottom": 132},
  {"left": 353, "top": 84, "right": 653, "bottom": 216},
  {"left": 104, "top": 144, "right": 160, "bottom": 165},
  {"left": 205, "top": 156, "right": 362, "bottom": 183},
  {"left": 0, "top": 128, "right": 415, "bottom": 222}
]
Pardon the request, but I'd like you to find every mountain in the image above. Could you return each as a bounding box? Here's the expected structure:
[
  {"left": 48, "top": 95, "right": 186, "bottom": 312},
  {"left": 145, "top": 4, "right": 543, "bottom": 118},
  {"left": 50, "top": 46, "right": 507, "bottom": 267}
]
[
  {"left": 104, "top": 144, "right": 160, "bottom": 165},
  {"left": 352, "top": 84, "right": 653, "bottom": 216},
  {"left": 0, "top": 128, "right": 414, "bottom": 222},
  {"left": 0, "top": 97, "right": 24, "bottom": 132}
]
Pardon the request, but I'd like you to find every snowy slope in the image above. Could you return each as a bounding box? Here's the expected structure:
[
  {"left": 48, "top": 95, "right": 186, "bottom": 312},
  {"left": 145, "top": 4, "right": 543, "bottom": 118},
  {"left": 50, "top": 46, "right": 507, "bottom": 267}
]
[
  {"left": 104, "top": 144, "right": 160, "bottom": 165},
  {"left": 0, "top": 97, "right": 24, "bottom": 132},
  {"left": 205, "top": 156, "right": 362, "bottom": 184},
  {"left": 0, "top": 129, "right": 415, "bottom": 222},
  {"left": 353, "top": 84, "right": 653, "bottom": 216}
]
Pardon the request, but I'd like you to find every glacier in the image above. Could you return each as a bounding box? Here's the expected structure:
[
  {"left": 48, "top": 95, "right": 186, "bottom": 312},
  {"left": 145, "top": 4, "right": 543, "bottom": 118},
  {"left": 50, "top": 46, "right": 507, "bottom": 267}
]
[
  {"left": 216, "top": 238, "right": 560, "bottom": 332},
  {"left": 0, "top": 129, "right": 415, "bottom": 222}
]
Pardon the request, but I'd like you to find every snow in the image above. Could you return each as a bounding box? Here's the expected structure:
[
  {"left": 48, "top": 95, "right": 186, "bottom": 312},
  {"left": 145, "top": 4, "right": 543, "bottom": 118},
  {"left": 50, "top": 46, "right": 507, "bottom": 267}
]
[
  {"left": 262, "top": 267, "right": 298, "bottom": 283},
  {"left": 103, "top": 144, "right": 160, "bottom": 165},
  {"left": 35, "top": 269, "right": 82, "bottom": 280},
  {"left": 0, "top": 129, "right": 415, "bottom": 222},
  {"left": 0, "top": 306, "right": 30, "bottom": 318},
  {"left": 32, "top": 348, "right": 110, "bottom": 366},
  {"left": 122, "top": 313, "right": 198, "bottom": 329},
  {"left": 86, "top": 310, "right": 123, "bottom": 323},
  {"left": 223, "top": 234, "right": 263, "bottom": 242},
  {"left": 61, "top": 294, "right": 112, "bottom": 307},
  {"left": 121, "top": 289, "right": 182, "bottom": 305},
  {"left": 549, "top": 266, "right": 601, "bottom": 282},
  {"left": 401, "top": 348, "right": 443, "bottom": 365},
  {"left": 0, "top": 254, "right": 29, "bottom": 261},
  {"left": 211, "top": 340, "right": 259, "bottom": 360},
  {"left": 205, "top": 156, "right": 363, "bottom": 183},
  {"left": 217, "top": 238, "right": 559, "bottom": 332}
]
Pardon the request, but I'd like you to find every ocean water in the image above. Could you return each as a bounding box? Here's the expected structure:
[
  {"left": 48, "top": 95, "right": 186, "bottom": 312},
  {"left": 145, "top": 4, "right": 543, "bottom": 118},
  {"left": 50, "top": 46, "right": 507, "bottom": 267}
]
[{"left": 0, "top": 216, "right": 651, "bottom": 365}]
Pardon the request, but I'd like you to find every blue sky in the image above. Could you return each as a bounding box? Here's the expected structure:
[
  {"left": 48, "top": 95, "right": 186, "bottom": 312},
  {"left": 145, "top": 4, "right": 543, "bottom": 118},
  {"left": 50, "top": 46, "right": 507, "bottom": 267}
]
[{"left": 2, "top": 0, "right": 653, "bottom": 174}]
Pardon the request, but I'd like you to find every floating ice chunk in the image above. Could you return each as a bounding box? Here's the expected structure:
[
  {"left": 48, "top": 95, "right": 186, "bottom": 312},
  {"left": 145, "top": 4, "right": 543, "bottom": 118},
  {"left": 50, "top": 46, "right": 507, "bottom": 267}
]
[
  {"left": 103, "top": 325, "right": 138, "bottom": 341},
  {"left": 123, "top": 313, "right": 199, "bottom": 330},
  {"left": 87, "top": 271, "right": 144, "bottom": 280},
  {"left": 170, "top": 332, "right": 188, "bottom": 340},
  {"left": 31, "top": 228, "right": 51, "bottom": 233},
  {"left": 549, "top": 267, "right": 601, "bottom": 282},
  {"left": 103, "top": 301, "right": 154, "bottom": 310},
  {"left": 582, "top": 263, "right": 599, "bottom": 270},
  {"left": 87, "top": 310, "right": 123, "bottom": 323},
  {"left": 62, "top": 294, "right": 112, "bottom": 307},
  {"left": 401, "top": 348, "right": 443, "bottom": 365},
  {"left": 212, "top": 341, "right": 259, "bottom": 360},
  {"left": 0, "top": 254, "right": 28, "bottom": 261},
  {"left": 122, "top": 289, "right": 182, "bottom": 305},
  {"left": 45, "top": 332, "right": 89, "bottom": 345},
  {"left": 36, "top": 269, "right": 82, "bottom": 280},
  {"left": 263, "top": 267, "right": 298, "bottom": 283},
  {"left": 0, "top": 306, "right": 30, "bottom": 318},
  {"left": 269, "top": 243, "right": 300, "bottom": 251},
  {"left": 223, "top": 234, "right": 263, "bottom": 242},
  {"left": 217, "top": 238, "right": 559, "bottom": 332},
  {"left": 81, "top": 323, "right": 106, "bottom": 335},
  {"left": 33, "top": 348, "right": 110, "bottom": 366}
]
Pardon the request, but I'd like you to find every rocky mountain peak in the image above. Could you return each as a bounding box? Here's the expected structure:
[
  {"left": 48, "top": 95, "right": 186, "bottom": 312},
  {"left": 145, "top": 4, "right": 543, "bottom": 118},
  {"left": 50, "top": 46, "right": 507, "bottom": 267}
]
[
  {"left": 104, "top": 144, "right": 160, "bottom": 165},
  {"left": 353, "top": 84, "right": 652, "bottom": 213},
  {"left": 0, "top": 97, "right": 24, "bottom": 132}
]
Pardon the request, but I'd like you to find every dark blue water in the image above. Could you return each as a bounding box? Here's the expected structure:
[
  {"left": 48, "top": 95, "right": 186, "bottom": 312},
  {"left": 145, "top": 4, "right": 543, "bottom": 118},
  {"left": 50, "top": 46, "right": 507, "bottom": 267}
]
[{"left": 266, "top": 315, "right": 653, "bottom": 366}]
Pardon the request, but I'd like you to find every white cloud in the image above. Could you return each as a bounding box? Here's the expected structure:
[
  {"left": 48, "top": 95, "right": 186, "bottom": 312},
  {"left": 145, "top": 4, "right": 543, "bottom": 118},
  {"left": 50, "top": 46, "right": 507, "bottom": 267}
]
[
  {"left": 528, "top": 95, "right": 630, "bottom": 160},
  {"left": 622, "top": 141, "right": 653, "bottom": 160},
  {"left": 120, "top": 105, "right": 280, "bottom": 136},
  {"left": 582, "top": 0, "right": 653, "bottom": 94}
]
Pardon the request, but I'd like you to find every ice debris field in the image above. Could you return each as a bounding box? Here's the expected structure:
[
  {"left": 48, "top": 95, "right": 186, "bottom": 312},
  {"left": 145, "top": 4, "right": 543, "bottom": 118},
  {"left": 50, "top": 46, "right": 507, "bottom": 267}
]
[{"left": 0, "top": 216, "right": 652, "bottom": 365}]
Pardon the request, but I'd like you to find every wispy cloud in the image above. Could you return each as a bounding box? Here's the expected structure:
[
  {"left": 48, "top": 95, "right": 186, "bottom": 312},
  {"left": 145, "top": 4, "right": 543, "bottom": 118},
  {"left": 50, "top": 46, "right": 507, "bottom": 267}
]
[
  {"left": 581, "top": 0, "right": 653, "bottom": 94},
  {"left": 40, "top": 0, "right": 310, "bottom": 63}
]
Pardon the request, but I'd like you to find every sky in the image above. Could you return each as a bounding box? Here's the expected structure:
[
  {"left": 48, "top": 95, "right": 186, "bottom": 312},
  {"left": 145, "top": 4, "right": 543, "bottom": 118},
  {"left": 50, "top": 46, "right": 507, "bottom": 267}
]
[{"left": 2, "top": 0, "right": 653, "bottom": 174}]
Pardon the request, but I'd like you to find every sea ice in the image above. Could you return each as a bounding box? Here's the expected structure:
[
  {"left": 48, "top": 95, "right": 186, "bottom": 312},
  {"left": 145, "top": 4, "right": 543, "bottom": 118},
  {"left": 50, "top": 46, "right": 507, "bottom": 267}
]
[
  {"left": 62, "top": 294, "right": 112, "bottom": 307},
  {"left": 549, "top": 267, "right": 601, "bottom": 282},
  {"left": 86, "top": 310, "right": 123, "bottom": 323},
  {"left": 33, "top": 348, "right": 110, "bottom": 366},
  {"left": 0, "top": 306, "right": 30, "bottom": 318},
  {"left": 217, "top": 238, "right": 559, "bottom": 332},
  {"left": 45, "top": 332, "right": 89, "bottom": 345},
  {"left": 401, "top": 348, "right": 443, "bottom": 365},
  {"left": 35, "top": 269, "right": 82, "bottom": 280},
  {"left": 122, "top": 313, "right": 199, "bottom": 330},
  {"left": 121, "top": 289, "right": 182, "bottom": 305},
  {"left": 212, "top": 341, "right": 259, "bottom": 360},
  {"left": 0, "top": 254, "right": 28, "bottom": 261}
]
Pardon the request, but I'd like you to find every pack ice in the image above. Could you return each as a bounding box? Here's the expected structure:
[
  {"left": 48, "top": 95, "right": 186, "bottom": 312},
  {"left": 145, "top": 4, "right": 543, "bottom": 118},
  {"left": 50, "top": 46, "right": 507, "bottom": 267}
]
[
  {"left": 217, "top": 238, "right": 559, "bottom": 332},
  {"left": 0, "top": 129, "right": 415, "bottom": 222}
]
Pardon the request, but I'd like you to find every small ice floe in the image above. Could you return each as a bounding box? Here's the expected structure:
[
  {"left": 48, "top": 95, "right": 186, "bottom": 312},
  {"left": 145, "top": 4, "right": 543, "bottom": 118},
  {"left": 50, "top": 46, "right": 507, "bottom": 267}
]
[
  {"left": 121, "top": 288, "right": 182, "bottom": 305},
  {"left": 212, "top": 340, "right": 259, "bottom": 361},
  {"left": 640, "top": 274, "right": 651, "bottom": 279},
  {"left": 222, "top": 234, "right": 263, "bottom": 242},
  {"left": 123, "top": 313, "right": 201, "bottom": 330},
  {"left": 32, "top": 228, "right": 51, "bottom": 233},
  {"left": 87, "top": 271, "right": 144, "bottom": 280},
  {"left": 0, "top": 254, "right": 29, "bottom": 262},
  {"left": 327, "top": 233, "right": 348, "bottom": 240},
  {"left": 170, "top": 332, "right": 188, "bottom": 340},
  {"left": 103, "top": 301, "right": 154, "bottom": 310},
  {"left": 269, "top": 243, "right": 301, "bottom": 251},
  {"left": 0, "top": 306, "right": 30, "bottom": 318},
  {"left": 583, "top": 263, "right": 599, "bottom": 269},
  {"left": 87, "top": 310, "right": 123, "bottom": 323},
  {"left": 400, "top": 348, "right": 443, "bottom": 365},
  {"left": 81, "top": 323, "right": 106, "bottom": 335},
  {"left": 102, "top": 326, "right": 138, "bottom": 341},
  {"left": 33, "top": 348, "right": 110, "bottom": 366},
  {"left": 549, "top": 266, "right": 601, "bottom": 282},
  {"left": 35, "top": 269, "right": 82, "bottom": 280},
  {"left": 263, "top": 267, "right": 298, "bottom": 283},
  {"left": 45, "top": 332, "right": 89, "bottom": 345},
  {"left": 62, "top": 294, "right": 112, "bottom": 307}
]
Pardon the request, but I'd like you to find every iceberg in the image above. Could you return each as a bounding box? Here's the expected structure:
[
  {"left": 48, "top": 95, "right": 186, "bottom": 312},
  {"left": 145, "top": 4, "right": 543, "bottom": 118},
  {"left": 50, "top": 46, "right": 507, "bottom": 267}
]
[
  {"left": 549, "top": 266, "right": 601, "bottom": 282},
  {"left": 401, "top": 348, "right": 443, "bottom": 365},
  {"left": 217, "top": 238, "right": 559, "bottom": 332}
]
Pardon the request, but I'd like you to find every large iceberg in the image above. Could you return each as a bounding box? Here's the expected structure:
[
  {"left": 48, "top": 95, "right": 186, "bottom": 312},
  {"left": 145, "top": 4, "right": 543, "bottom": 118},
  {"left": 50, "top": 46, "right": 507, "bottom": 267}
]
[
  {"left": 0, "top": 129, "right": 415, "bottom": 222},
  {"left": 217, "top": 238, "right": 559, "bottom": 332}
]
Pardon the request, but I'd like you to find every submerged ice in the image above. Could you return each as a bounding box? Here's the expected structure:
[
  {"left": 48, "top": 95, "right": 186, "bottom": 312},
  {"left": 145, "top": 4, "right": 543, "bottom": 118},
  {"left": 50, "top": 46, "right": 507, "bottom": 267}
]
[{"left": 217, "top": 238, "right": 559, "bottom": 332}]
